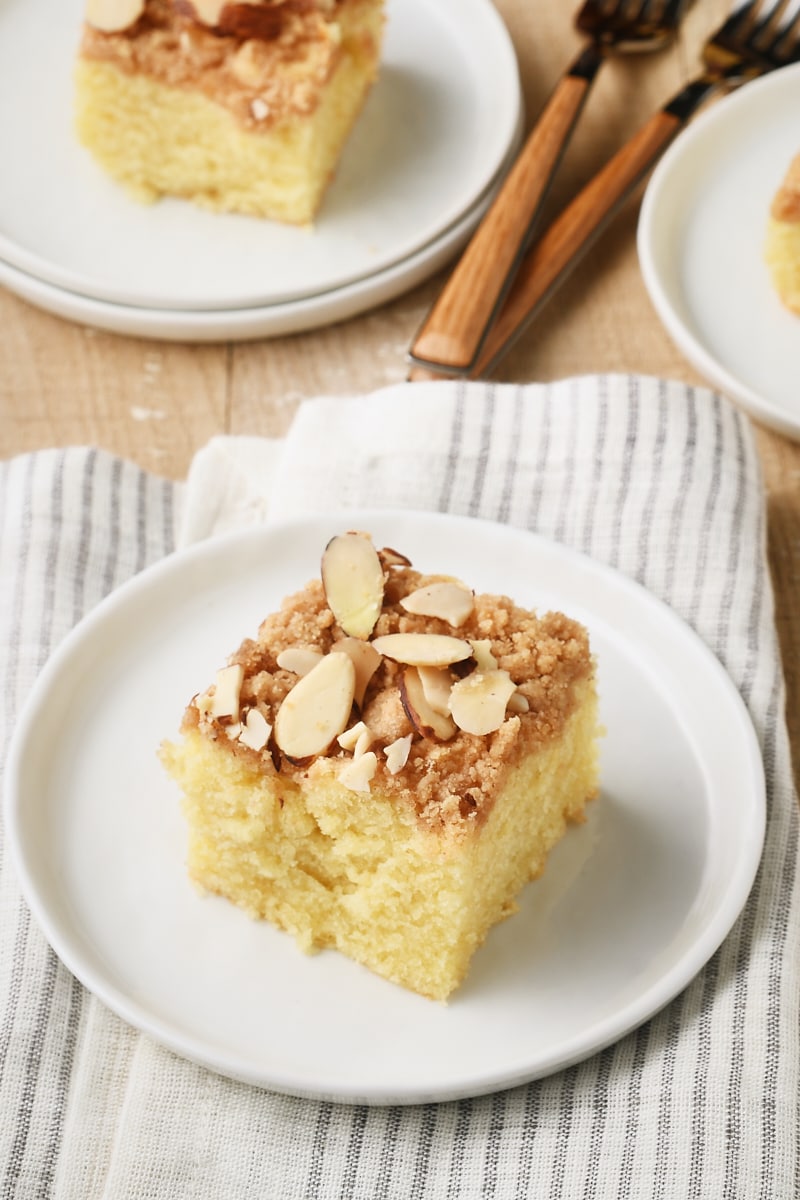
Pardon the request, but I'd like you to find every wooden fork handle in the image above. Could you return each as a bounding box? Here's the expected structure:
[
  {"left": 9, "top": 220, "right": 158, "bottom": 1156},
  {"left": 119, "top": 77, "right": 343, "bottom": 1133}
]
[
  {"left": 467, "top": 107, "right": 684, "bottom": 379},
  {"left": 407, "top": 45, "right": 603, "bottom": 375}
]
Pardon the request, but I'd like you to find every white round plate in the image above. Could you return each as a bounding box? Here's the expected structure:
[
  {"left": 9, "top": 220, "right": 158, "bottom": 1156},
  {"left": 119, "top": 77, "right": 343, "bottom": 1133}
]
[
  {"left": 5, "top": 511, "right": 765, "bottom": 1105},
  {"left": 638, "top": 64, "right": 800, "bottom": 442},
  {"left": 0, "top": 128, "right": 521, "bottom": 342},
  {"left": 0, "top": 0, "right": 521, "bottom": 312}
]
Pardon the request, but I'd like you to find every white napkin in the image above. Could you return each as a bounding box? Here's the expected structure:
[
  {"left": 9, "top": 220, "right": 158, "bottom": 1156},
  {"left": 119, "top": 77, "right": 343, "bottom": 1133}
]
[{"left": 1, "top": 376, "right": 798, "bottom": 1199}]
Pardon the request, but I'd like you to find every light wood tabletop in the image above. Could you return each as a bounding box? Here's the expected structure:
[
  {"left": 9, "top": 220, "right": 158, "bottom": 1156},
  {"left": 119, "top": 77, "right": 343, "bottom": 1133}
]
[{"left": 1, "top": 0, "right": 798, "bottom": 786}]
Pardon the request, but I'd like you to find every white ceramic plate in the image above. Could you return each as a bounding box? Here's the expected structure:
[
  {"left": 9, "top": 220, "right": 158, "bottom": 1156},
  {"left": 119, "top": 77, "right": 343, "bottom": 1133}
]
[
  {"left": 638, "top": 64, "right": 800, "bottom": 442},
  {"left": 5, "top": 511, "right": 765, "bottom": 1105},
  {"left": 0, "top": 129, "right": 522, "bottom": 341},
  {"left": 0, "top": 0, "right": 521, "bottom": 311}
]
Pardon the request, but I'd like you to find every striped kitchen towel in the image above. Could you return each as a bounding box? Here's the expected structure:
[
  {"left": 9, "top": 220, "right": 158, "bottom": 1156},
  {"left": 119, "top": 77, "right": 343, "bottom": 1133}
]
[{"left": 1, "top": 376, "right": 798, "bottom": 1198}]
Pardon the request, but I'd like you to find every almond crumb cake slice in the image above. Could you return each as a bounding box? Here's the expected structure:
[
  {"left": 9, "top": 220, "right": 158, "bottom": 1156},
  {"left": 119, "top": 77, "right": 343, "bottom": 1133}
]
[
  {"left": 159, "top": 532, "right": 601, "bottom": 1002},
  {"left": 765, "top": 152, "right": 800, "bottom": 314},
  {"left": 75, "top": 0, "right": 385, "bottom": 223}
]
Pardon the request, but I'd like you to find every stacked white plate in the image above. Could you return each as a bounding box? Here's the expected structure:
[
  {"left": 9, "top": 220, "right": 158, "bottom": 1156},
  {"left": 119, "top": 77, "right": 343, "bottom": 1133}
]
[{"left": 0, "top": 0, "right": 522, "bottom": 341}]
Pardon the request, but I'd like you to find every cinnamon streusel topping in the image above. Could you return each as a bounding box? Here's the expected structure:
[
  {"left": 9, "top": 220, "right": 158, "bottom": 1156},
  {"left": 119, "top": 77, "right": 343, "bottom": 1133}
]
[
  {"left": 80, "top": 0, "right": 357, "bottom": 129},
  {"left": 185, "top": 559, "right": 594, "bottom": 842}
]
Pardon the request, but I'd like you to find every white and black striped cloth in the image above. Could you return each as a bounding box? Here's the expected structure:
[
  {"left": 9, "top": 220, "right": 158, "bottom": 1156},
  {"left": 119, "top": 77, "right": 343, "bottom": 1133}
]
[{"left": 1, "top": 376, "right": 798, "bottom": 1198}]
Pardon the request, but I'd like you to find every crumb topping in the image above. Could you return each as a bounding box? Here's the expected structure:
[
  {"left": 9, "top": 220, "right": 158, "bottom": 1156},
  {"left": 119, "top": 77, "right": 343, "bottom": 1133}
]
[
  {"left": 772, "top": 153, "right": 800, "bottom": 224},
  {"left": 79, "top": 0, "right": 377, "bottom": 129},
  {"left": 185, "top": 544, "right": 594, "bottom": 844}
]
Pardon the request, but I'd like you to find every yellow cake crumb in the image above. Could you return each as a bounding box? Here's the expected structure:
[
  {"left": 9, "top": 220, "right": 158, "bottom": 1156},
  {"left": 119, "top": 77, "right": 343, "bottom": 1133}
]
[{"left": 765, "top": 152, "right": 800, "bottom": 314}]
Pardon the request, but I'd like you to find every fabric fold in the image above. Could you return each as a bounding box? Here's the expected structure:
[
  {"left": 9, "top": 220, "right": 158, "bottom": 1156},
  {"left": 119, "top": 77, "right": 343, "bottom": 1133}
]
[{"left": 1, "top": 376, "right": 798, "bottom": 1200}]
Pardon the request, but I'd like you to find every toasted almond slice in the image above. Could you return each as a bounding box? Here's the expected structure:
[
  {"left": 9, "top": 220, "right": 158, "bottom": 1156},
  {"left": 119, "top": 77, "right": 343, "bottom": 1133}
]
[
  {"left": 321, "top": 533, "right": 385, "bottom": 640},
  {"left": 276, "top": 647, "right": 324, "bottom": 676},
  {"left": 182, "top": 0, "right": 226, "bottom": 24},
  {"left": 371, "top": 633, "right": 472, "bottom": 668},
  {"left": 507, "top": 691, "right": 530, "bottom": 714},
  {"left": 274, "top": 652, "right": 356, "bottom": 760},
  {"left": 378, "top": 546, "right": 412, "bottom": 569},
  {"left": 470, "top": 639, "right": 498, "bottom": 673},
  {"left": 238, "top": 708, "right": 272, "bottom": 751},
  {"left": 178, "top": 0, "right": 304, "bottom": 36},
  {"left": 417, "top": 665, "right": 454, "bottom": 717},
  {"left": 450, "top": 655, "right": 478, "bottom": 679},
  {"left": 400, "top": 581, "right": 474, "bottom": 627},
  {"left": 339, "top": 751, "right": 377, "bottom": 793},
  {"left": 337, "top": 720, "right": 368, "bottom": 752},
  {"left": 331, "top": 637, "right": 381, "bottom": 708},
  {"left": 399, "top": 667, "right": 457, "bottom": 742},
  {"left": 385, "top": 734, "right": 413, "bottom": 775},
  {"left": 448, "top": 669, "right": 516, "bottom": 735},
  {"left": 85, "top": 0, "right": 145, "bottom": 32},
  {"left": 210, "top": 663, "right": 244, "bottom": 721},
  {"left": 224, "top": 722, "right": 242, "bottom": 740}
]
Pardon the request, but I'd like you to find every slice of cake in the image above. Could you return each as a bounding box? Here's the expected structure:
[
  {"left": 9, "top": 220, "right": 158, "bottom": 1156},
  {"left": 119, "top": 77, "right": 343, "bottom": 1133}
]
[
  {"left": 159, "top": 532, "right": 601, "bottom": 1001},
  {"left": 765, "top": 152, "right": 800, "bottom": 314},
  {"left": 75, "top": 0, "right": 385, "bottom": 223}
]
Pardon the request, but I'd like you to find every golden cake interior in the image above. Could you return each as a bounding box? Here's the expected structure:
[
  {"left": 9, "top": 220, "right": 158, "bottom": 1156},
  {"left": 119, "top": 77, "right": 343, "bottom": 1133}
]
[
  {"left": 160, "top": 534, "right": 601, "bottom": 1002},
  {"left": 765, "top": 152, "right": 800, "bottom": 314},
  {"left": 75, "top": 0, "right": 385, "bottom": 223}
]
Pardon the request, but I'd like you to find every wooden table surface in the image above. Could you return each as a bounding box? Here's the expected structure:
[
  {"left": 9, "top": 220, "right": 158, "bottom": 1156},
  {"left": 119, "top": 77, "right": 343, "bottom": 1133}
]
[{"left": 1, "top": 0, "right": 798, "bottom": 787}]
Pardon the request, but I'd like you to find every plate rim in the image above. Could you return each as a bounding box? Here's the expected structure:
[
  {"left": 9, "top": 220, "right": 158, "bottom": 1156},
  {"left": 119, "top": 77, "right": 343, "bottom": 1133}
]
[
  {"left": 3, "top": 509, "right": 767, "bottom": 1104},
  {"left": 0, "top": 0, "right": 522, "bottom": 312},
  {"left": 637, "top": 63, "right": 800, "bottom": 442}
]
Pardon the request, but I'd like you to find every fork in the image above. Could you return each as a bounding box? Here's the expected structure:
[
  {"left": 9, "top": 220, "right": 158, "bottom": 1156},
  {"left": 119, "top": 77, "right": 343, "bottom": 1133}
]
[
  {"left": 460, "top": 0, "right": 800, "bottom": 381},
  {"left": 406, "top": 0, "right": 692, "bottom": 377}
]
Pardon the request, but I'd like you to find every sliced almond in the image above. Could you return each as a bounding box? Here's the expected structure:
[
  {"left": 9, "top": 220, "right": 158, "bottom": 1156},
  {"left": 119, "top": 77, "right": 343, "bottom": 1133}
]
[
  {"left": 321, "top": 533, "right": 385, "bottom": 640},
  {"left": 184, "top": 0, "right": 289, "bottom": 37},
  {"left": 238, "top": 708, "right": 272, "bottom": 751},
  {"left": 378, "top": 546, "right": 412, "bottom": 569},
  {"left": 371, "top": 633, "right": 472, "bottom": 668},
  {"left": 399, "top": 667, "right": 456, "bottom": 742},
  {"left": 339, "top": 751, "right": 377, "bottom": 793},
  {"left": 224, "top": 722, "right": 242, "bottom": 741},
  {"left": 507, "top": 691, "right": 530, "bottom": 714},
  {"left": 85, "top": 0, "right": 145, "bottom": 32},
  {"left": 331, "top": 637, "right": 381, "bottom": 708},
  {"left": 274, "top": 652, "right": 355, "bottom": 761},
  {"left": 385, "top": 734, "right": 413, "bottom": 775},
  {"left": 276, "top": 646, "right": 324, "bottom": 677},
  {"left": 450, "top": 656, "right": 478, "bottom": 679},
  {"left": 448, "top": 670, "right": 516, "bottom": 736},
  {"left": 337, "top": 720, "right": 368, "bottom": 752},
  {"left": 400, "top": 581, "right": 474, "bottom": 627},
  {"left": 179, "top": 0, "right": 226, "bottom": 25},
  {"left": 470, "top": 639, "right": 498, "bottom": 673},
  {"left": 417, "top": 665, "right": 454, "bottom": 717},
  {"left": 210, "top": 663, "right": 244, "bottom": 721}
]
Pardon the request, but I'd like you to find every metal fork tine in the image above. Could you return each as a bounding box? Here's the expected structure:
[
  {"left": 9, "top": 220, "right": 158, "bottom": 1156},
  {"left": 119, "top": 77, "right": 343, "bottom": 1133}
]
[
  {"left": 608, "top": 0, "right": 641, "bottom": 18},
  {"left": 661, "top": 0, "right": 688, "bottom": 23},
  {"left": 715, "top": 0, "right": 764, "bottom": 42},
  {"left": 750, "top": 0, "right": 792, "bottom": 45},
  {"left": 770, "top": 1, "right": 800, "bottom": 58},
  {"left": 641, "top": 0, "right": 682, "bottom": 25}
]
